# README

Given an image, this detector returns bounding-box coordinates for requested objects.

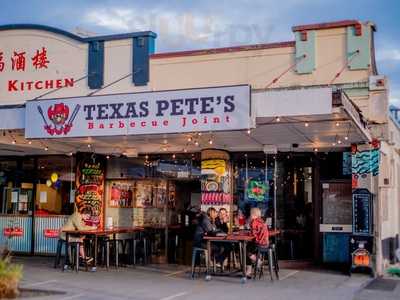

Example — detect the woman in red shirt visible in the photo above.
[246,207,269,276]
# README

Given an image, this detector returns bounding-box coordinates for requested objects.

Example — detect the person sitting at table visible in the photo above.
[215,208,229,233]
[246,207,270,277]
[59,209,97,263]
[193,207,218,248]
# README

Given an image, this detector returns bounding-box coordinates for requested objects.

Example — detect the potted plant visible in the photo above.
[0,249,23,299]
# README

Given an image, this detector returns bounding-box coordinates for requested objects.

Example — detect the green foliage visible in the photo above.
[387,267,400,277]
[0,252,23,299]
[0,256,23,281]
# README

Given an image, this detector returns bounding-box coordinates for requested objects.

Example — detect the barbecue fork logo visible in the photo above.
[37,103,81,135]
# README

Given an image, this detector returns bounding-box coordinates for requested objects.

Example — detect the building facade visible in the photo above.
[0,20,398,275]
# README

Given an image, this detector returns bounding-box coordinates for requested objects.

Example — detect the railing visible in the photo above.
[0,215,32,253]
[34,215,69,254]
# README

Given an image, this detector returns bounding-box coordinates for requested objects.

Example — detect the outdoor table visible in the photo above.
[203,229,280,283]
[203,234,254,282]
[62,226,145,272]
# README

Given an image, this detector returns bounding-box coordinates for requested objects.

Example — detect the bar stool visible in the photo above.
[99,236,123,269]
[61,241,87,272]
[54,239,66,268]
[191,247,211,280]
[253,244,279,281]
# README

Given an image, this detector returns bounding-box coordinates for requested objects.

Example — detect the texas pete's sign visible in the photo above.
[25,85,251,138]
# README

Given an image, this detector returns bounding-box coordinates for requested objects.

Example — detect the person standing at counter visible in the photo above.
[59,209,97,262]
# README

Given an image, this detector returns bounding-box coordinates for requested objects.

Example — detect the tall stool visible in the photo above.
[66,241,87,272]
[191,247,210,280]
[253,244,279,281]
[54,239,66,268]
[99,236,123,269]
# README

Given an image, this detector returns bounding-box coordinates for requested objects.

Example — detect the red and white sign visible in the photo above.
[3,227,23,237]
[43,229,60,238]
[0,46,76,93]
[25,85,251,138]
[0,29,87,105]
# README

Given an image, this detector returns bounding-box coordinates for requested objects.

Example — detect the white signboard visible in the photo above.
[25,85,251,138]
[0,29,88,105]
[253,87,332,117]
[11,191,19,203]
[40,191,47,203]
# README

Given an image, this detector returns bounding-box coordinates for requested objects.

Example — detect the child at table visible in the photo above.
[246,207,269,277]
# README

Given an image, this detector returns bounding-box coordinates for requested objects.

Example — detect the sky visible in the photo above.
[1,0,399,105]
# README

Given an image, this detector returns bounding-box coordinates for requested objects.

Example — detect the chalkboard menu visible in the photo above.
[75,152,106,227]
[352,189,373,235]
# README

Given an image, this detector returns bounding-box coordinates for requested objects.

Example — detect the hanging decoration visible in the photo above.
[50,172,59,183]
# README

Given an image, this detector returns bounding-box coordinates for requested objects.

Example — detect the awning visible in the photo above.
[0,87,371,156]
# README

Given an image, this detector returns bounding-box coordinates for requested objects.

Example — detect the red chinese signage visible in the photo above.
[1,46,75,93]
[43,229,60,238]
[1,47,49,72]
[3,227,23,237]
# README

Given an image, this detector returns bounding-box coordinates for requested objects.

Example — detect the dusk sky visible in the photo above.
[1,0,399,105]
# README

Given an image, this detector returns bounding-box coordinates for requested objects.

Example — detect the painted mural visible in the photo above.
[351,141,380,189]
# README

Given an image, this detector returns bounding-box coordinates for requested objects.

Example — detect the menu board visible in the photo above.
[109,181,134,208]
[75,152,106,227]
[352,189,373,235]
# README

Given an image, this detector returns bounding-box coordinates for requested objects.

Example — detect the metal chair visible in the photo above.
[253,244,279,281]
[191,247,210,279]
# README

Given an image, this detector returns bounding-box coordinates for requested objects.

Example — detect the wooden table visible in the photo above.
[62,226,145,271]
[203,229,280,282]
[203,234,254,282]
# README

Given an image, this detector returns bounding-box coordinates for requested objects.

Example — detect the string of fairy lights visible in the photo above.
[2,116,353,160]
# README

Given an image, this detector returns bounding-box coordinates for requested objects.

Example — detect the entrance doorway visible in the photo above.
[275,153,315,260]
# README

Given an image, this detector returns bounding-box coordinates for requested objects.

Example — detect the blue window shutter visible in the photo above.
[88,41,104,89]
[132,36,155,86]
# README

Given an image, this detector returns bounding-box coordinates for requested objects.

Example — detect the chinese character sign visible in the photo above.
[32,47,50,69]
[0,47,52,72]
[0,52,4,72]
[11,51,26,71]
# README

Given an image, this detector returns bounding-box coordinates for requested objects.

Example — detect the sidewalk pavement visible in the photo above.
[354,277,400,300]
[15,257,375,300]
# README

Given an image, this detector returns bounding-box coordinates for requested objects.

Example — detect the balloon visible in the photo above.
[46,179,52,187]
[54,180,62,189]
[51,173,58,183]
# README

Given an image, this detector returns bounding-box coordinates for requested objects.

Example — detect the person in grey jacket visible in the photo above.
[193,207,218,248]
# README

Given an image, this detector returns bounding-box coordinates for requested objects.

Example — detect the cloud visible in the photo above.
[84,5,282,51]
[376,48,400,62]
[391,98,400,106]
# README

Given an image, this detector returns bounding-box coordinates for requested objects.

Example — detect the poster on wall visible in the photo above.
[201,158,231,205]
[154,180,167,208]
[200,150,232,209]
[135,180,153,208]
[75,152,106,227]
[109,181,134,208]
